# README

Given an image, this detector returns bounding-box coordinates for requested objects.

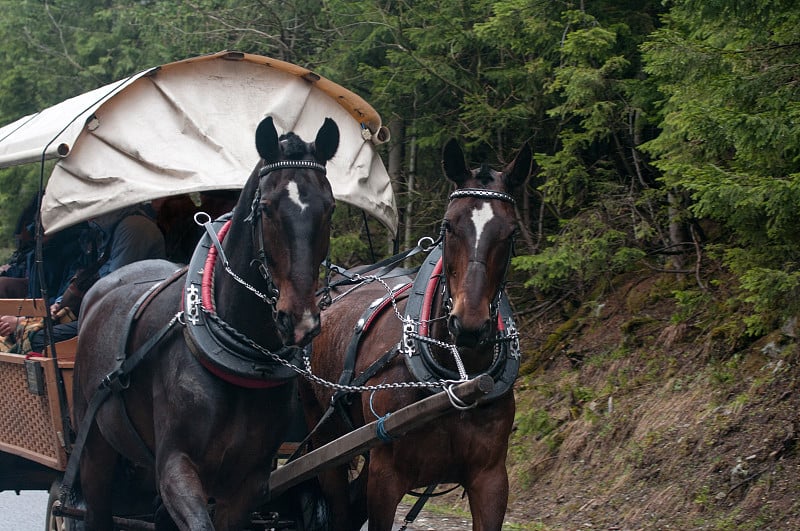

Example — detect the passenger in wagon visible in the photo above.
[0,195,87,347]
[152,190,239,264]
[5,204,166,353]
[0,193,99,302]
[0,193,41,298]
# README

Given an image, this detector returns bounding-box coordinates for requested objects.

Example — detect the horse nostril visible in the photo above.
[448,315,462,339]
[479,319,492,341]
[275,311,294,340]
[449,315,493,348]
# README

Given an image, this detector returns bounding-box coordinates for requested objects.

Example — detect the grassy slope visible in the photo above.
[434,270,799,529]
[508,270,800,530]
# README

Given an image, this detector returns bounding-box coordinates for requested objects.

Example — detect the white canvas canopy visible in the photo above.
[0,50,398,234]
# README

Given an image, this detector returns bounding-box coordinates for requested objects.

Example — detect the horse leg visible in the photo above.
[79,424,119,531]
[464,465,509,531]
[208,477,268,531]
[365,453,408,531]
[157,453,214,531]
[316,464,363,531]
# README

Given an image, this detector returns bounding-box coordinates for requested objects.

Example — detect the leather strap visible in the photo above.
[60,312,180,505]
[60,273,184,505]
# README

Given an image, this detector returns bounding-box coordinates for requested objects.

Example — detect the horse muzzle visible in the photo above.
[447,314,492,348]
[275,309,321,346]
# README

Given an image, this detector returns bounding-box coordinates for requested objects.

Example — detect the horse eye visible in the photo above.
[260,202,274,218]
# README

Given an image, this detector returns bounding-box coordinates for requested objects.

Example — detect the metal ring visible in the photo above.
[444,384,478,410]
[194,211,212,226]
[417,236,435,251]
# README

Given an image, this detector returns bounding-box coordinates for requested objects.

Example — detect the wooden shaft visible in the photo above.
[269,374,494,496]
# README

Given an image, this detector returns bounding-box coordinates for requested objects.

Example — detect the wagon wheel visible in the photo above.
[46,479,84,531]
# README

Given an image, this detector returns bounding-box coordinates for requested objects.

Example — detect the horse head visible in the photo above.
[222,116,338,348]
[440,139,532,348]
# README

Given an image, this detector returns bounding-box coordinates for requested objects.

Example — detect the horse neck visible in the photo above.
[211,219,281,350]
[426,279,496,374]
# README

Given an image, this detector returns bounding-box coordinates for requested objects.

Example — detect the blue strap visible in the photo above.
[370,390,396,443]
[376,413,395,443]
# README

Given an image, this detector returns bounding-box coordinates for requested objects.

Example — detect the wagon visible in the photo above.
[0,51,495,530]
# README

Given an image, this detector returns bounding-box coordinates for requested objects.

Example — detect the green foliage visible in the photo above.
[641,0,800,331]
[513,213,646,295]
[1,0,799,336]
[671,288,712,324]
[516,409,557,439]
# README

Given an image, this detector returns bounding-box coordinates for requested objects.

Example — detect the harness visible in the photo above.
[183,213,302,387]
[61,268,186,502]
[402,244,519,402]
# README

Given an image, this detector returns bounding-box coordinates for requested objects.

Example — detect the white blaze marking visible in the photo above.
[286,181,308,212]
[471,202,494,252]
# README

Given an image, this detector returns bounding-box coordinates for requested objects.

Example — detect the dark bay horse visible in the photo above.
[72,116,339,530]
[300,139,531,530]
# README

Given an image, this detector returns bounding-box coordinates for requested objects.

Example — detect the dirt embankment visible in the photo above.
[424,272,799,530]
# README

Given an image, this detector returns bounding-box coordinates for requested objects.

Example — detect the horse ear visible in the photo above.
[314,118,340,163]
[442,138,469,186]
[503,142,533,191]
[255,116,280,163]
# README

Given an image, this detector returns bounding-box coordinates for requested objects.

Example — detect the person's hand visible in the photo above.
[0,315,21,336]
[50,302,61,316]
[0,264,10,274]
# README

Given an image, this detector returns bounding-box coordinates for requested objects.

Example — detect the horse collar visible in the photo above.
[403,244,520,402]
[183,214,300,387]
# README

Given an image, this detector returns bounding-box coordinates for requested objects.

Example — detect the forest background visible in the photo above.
[0,1,799,528]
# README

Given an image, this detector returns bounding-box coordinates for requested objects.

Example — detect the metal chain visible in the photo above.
[202,308,296,359]
[194,212,278,306]
[403,331,468,380]
[200,307,447,393]
[222,264,277,305]
[301,355,447,393]
[198,251,518,395]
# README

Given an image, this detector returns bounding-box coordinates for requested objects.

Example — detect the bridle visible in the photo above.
[240,159,329,314]
[439,187,518,329]
[182,158,331,385]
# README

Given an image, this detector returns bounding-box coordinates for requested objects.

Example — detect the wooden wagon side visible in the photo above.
[0,299,77,491]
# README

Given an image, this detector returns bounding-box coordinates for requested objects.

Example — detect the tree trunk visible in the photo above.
[387,117,406,253]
